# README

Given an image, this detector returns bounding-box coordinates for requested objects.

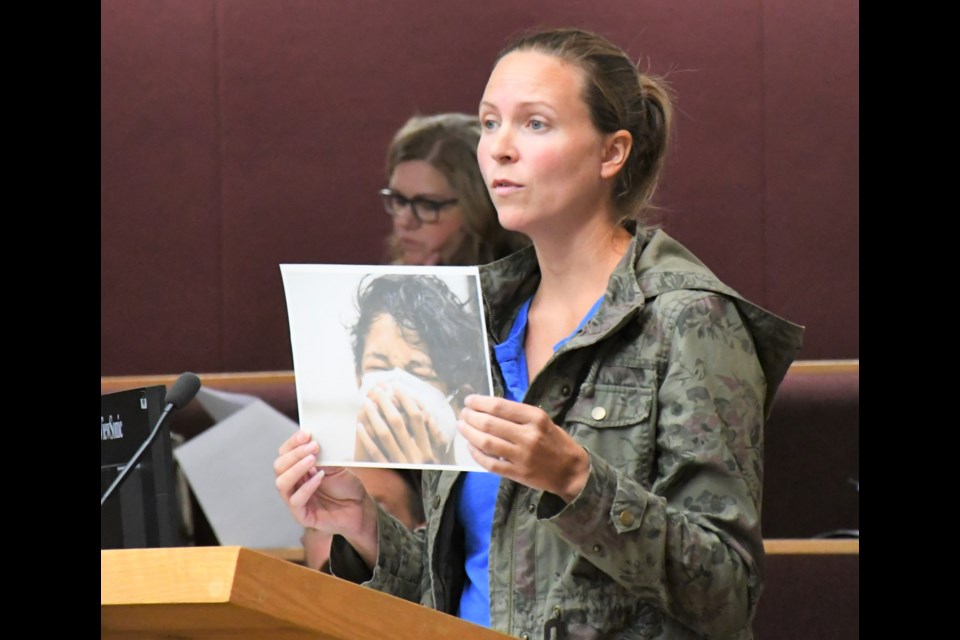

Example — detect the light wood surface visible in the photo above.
[103,543,857,638]
[101,546,511,640]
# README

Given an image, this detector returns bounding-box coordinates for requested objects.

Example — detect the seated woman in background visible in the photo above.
[381,113,528,266]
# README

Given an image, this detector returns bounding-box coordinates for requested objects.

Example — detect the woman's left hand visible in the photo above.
[457,394,590,502]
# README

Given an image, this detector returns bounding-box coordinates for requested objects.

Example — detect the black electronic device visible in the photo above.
[100,384,181,549]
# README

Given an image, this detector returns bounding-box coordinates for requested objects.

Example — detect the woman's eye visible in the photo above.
[481,118,498,130]
[529,119,546,131]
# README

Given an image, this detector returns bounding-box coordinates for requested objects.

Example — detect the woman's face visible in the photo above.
[389,160,466,266]
[359,313,447,395]
[478,50,612,237]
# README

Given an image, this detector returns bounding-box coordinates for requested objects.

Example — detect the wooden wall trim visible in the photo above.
[101,360,859,393]
[764,539,859,555]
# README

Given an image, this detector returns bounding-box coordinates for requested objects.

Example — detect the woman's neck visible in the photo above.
[521,215,632,380]
[531,215,632,305]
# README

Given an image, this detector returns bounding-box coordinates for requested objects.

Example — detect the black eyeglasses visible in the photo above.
[379,188,458,225]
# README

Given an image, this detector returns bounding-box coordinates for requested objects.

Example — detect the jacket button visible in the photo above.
[591,406,606,420]
[592,543,603,554]
[552,606,563,619]
[432,496,441,509]
[619,510,635,526]
[527,503,536,513]
[560,384,571,397]
[520,634,530,640]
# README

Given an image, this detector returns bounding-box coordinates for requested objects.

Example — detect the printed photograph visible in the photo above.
[281,264,492,471]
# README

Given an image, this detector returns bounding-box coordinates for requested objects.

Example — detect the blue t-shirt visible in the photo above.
[456,295,603,627]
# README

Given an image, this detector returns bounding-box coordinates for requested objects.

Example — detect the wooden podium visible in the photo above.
[101,546,511,639]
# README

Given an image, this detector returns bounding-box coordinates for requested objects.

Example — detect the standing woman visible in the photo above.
[382,113,528,266]
[276,28,802,639]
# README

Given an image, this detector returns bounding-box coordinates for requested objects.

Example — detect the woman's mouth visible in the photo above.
[491,179,523,196]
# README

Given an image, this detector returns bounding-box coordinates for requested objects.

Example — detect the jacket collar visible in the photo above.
[479,224,650,346]
[480,225,804,415]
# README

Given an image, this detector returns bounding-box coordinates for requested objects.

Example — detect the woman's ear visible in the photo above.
[600,130,632,180]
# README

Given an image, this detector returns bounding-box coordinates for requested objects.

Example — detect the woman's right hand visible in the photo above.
[274,431,378,560]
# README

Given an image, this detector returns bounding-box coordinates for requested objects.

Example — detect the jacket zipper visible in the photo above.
[507,493,518,634]
[481,289,500,346]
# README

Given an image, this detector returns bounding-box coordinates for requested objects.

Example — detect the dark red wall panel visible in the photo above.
[101,0,222,374]
[101,0,859,374]
[763,1,860,358]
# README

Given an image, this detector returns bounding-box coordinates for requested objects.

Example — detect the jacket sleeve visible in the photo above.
[539,292,766,637]
[328,505,426,602]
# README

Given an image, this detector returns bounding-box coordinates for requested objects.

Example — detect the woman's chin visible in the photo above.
[495,208,532,234]
[400,250,428,265]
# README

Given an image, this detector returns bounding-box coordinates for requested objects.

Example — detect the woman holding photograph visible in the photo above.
[276,27,802,639]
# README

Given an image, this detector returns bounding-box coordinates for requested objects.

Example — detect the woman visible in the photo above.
[382,113,528,266]
[276,28,802,639]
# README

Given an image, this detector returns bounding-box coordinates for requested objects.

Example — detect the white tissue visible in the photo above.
[358,368,458,442]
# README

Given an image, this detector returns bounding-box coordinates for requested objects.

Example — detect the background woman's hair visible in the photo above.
[498,28,673,223]
[385,113,528,265]
[350,274,487,393]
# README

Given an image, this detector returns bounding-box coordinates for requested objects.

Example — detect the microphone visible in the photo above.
[100,372,201,507]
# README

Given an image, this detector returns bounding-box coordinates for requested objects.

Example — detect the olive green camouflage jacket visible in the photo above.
[331,229,803,639]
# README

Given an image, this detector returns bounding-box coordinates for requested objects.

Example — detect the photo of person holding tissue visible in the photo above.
[350,273,490,466]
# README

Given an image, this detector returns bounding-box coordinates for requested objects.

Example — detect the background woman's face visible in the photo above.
[389,160,466,265]
[359,313,447,394]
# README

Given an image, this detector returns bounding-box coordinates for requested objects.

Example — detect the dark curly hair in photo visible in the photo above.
[350,274,488,397]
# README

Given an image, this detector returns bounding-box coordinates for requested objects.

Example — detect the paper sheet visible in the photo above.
[280,265,493,471]
[173,387,303,548]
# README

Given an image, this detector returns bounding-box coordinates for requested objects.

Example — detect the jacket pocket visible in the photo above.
[566,383,653,428]
[565,381,657,487]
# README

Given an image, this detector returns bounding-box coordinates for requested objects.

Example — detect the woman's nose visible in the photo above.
[393,203,420,230]
[487,128,517,163]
